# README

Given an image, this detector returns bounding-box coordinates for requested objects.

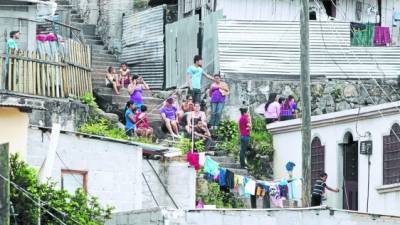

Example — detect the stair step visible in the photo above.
[226,168,248,176]
[210,156,237,164]
[71,18,84,23]
[219,162,242,169]
[86,39,104,45]
[84,35,102,41]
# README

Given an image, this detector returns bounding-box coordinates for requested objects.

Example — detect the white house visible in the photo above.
[267,101,400,216]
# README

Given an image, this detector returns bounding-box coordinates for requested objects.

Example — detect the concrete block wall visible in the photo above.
[106,207,400,225]
[27,128,143,212]
[142,160,196,209]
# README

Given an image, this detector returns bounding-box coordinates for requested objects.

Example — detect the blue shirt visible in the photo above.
[187,65,204,89]
[125,109,136,130]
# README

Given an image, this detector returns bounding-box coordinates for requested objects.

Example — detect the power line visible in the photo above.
[0,173,79,225]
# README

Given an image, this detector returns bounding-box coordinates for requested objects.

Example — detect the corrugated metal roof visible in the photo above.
[218,20,400,79]
[121,5,166,89]
[165,15,199,89]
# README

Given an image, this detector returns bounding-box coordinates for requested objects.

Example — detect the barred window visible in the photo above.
[383,123,400,185]
[311,137,325,185]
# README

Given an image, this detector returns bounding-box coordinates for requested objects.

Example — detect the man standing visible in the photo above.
[238,108,251,169]
[6,31,20,56]
[311,172,339,206]
[2,31,20,89]
[186,55,214,103]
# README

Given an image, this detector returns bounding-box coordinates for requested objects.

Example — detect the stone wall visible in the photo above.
[97,0,133,53]
[71,0,133,52]
[29,97,89,131]
[220,78,400,120]
[106,207,400,225]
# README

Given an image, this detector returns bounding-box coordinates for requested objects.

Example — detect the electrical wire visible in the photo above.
[146,159,179,209]
[0,173,81,225]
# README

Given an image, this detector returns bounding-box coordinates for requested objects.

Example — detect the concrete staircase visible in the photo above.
[209,155,248,176]
[68,9,120,88]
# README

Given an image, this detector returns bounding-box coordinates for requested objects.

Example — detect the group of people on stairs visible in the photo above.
[106,55,230,140]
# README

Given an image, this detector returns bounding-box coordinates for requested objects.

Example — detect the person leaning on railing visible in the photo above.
[2,31,20,89]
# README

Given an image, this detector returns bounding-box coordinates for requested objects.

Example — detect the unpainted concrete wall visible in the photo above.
[141,160,196,209]
[106,207,400,225]
[27,128,143,212]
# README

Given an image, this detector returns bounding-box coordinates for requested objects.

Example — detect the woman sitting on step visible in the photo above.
[160,97,180,138]
[135,105,153,138]
[186,103,208,135]
[105,66,121,95]
[128,75,150,111]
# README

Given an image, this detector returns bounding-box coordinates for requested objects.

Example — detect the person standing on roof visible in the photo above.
[186,55,215,104]
[311,172,339,206]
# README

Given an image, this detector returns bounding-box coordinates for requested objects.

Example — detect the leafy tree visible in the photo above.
[10,154,113,225]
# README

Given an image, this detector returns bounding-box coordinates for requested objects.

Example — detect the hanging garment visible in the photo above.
[235,175,244,186]
[256,183,266,197]
[187,151,200,170]
[245,179,256,196]
[288,179,302,200]
[219,168,227,187]
[269,185,283,208]
[225,169,235,189]
[374,26,391,46]
[199,152,206,166]
[351,23,375,46]
[204,156,219,176]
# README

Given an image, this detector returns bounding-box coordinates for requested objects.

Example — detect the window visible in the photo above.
[61,170,88,194]
[322,0,336,18]
[383,123,400,185]
[311,137,325,185]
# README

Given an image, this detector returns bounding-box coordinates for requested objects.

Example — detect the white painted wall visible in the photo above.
[106,207,400,225]
[27,128,143,212]
[271,111,400,216]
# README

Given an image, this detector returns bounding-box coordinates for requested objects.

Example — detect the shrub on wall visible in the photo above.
[9,154,113,225]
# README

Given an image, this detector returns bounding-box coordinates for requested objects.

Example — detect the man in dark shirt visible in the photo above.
[311,172,340,206]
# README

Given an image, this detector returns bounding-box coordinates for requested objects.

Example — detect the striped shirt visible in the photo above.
[312,179,326,196]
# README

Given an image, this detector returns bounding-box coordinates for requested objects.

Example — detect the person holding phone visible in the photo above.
[128,75,150,111]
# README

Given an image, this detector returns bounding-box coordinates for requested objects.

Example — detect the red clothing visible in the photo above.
[135,112,149,129]
[239,115,250,137]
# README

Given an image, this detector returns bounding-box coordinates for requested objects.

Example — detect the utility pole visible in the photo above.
[300,0,312,207]
[0,143,10,225]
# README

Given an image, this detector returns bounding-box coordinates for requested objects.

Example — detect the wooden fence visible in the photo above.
[0,39,92,98]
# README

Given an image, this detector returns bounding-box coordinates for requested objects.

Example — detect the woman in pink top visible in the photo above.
[264,93,280,124]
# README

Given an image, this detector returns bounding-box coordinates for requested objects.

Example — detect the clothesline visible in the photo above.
[188,153,303,208]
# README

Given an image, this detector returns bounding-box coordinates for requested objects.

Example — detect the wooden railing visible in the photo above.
[0,39,92,98]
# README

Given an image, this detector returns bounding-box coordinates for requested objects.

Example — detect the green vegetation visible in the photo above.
[78,117,153,144]
[198,182,246,208]
[175,138,205,155]
[214,117,274,179]
[80,92,98,109]
[10,154,112,225]
[331,86,342,99]
[133,0,149,9]
[214,120,240,155]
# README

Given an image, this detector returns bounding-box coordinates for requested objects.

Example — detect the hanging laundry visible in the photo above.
[218,168,227,187]
[225,169,235,189]
[187,151,200,170]
[245,179,256,196]
[374,26,391,46]
[351,23,375,46]
[235,175,244,186]
[204,156,219,176]
[199,152,206,166]
[269,185,283,208]
[288,179,302,200]
[256,183,266,197]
